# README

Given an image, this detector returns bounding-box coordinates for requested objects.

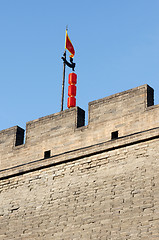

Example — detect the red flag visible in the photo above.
[65,30,75,58]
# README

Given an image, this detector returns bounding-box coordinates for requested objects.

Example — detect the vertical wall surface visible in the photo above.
[0,84,159,240]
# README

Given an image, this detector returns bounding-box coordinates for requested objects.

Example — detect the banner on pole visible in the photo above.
[65,30,75,58]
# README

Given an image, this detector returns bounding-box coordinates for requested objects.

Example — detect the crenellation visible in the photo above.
[88,84,154,124]
[1,84,159,239]
[0,126,18,149]
[1,84,159,172]
[25,107,84,144]
[15,126,25,146]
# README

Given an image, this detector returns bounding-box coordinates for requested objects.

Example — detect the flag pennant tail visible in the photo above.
[65,30,75,58]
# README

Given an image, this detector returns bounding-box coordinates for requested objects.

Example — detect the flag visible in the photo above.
[65,30,75,58]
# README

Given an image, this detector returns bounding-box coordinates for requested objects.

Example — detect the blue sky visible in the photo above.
[0,0,159,130]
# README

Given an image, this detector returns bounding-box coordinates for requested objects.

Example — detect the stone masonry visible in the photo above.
[0,84,159,239]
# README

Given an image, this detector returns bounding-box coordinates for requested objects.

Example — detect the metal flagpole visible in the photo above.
[61,50,66,111]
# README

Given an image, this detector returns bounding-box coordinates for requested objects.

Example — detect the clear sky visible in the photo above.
[0,0,159,130]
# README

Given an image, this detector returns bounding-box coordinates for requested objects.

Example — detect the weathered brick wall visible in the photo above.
[0,135,159,239]
[0,84,159,239]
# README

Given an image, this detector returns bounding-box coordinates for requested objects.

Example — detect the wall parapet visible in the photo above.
[0,84,159,171]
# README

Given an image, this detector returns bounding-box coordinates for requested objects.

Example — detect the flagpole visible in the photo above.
[61,50,66,111]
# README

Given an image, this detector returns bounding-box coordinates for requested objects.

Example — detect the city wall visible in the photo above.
[0,84,159,239]
[0,84,158,172]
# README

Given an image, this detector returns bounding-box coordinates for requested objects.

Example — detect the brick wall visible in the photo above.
[0,84,159,239]
[1,135,159,239]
